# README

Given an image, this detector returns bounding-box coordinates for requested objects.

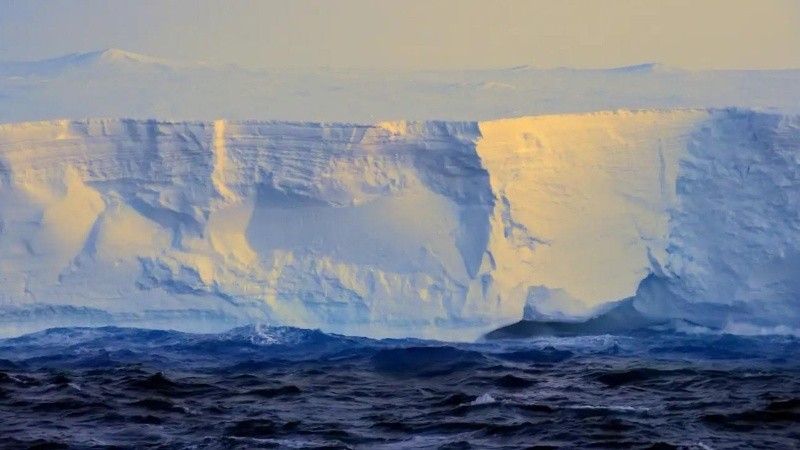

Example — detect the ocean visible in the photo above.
[0,326,798,449]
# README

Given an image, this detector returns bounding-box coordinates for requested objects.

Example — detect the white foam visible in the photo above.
[470,393,497,405]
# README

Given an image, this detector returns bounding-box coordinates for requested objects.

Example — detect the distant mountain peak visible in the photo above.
[500,62,681,74]
[0,48,187,76]
[607,62,679,73]
[87,48,171,65]
[64,48,177,68]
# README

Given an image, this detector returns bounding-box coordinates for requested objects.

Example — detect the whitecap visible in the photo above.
[471,393,497,405]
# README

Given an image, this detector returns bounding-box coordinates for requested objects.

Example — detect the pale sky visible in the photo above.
[1,0,799,70]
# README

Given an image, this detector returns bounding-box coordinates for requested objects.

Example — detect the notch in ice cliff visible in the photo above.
[0,109,798,340]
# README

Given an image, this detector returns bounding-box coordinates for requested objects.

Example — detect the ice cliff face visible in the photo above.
[0,109,798,339]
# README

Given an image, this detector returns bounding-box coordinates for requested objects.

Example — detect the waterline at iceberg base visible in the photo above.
[0,109,799,340]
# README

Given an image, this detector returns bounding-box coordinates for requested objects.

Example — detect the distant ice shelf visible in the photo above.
[0,109,798,340]
[2,48,800,124]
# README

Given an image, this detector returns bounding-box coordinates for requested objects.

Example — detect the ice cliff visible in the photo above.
[0,109,798,339]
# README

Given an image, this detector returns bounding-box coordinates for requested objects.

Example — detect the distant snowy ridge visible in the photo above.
[2,49,800,124]
[0,48,195,76]
[0,109,798,340]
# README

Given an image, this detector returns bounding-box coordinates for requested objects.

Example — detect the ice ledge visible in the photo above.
[0,107,720,129]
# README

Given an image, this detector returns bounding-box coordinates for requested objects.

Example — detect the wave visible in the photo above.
[0,324,797,373]
[1,325,798,448]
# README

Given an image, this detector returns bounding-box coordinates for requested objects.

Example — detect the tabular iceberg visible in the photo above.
[0,109,797,340]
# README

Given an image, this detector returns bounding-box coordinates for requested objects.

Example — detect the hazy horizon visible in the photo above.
[2,0,799,71]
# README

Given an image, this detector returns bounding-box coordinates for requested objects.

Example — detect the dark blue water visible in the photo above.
[0,326,798,449]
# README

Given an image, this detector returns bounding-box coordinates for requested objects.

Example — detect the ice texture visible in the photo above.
[0,109,797,340]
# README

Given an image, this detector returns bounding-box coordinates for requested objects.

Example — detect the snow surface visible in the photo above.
[1,49,800,124]
[0,110,798,340]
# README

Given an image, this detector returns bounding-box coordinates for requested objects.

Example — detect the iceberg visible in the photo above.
[0,109,798,340]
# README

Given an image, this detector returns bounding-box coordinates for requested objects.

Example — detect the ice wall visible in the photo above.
[0,110,797,339]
